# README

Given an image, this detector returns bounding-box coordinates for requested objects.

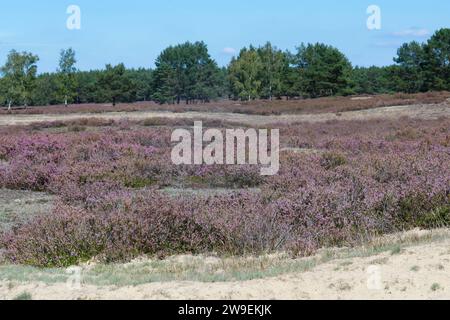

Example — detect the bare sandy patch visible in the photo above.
[1,229,449,300]
[351,97,373,101]
[0,189,55,232]
[159,188,262,198]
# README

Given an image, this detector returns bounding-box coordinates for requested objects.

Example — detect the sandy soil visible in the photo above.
[0,189,54,231]
[0,103,449,126]
[1,232,449,300]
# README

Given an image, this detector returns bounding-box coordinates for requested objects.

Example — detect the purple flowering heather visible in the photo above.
[0,117,449,267]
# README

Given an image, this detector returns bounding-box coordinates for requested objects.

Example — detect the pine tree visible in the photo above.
[423,28,450,91]
[98,63,132,106]
[293,43,352,98]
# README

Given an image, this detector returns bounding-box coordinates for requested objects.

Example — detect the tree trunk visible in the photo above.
[112,97,116,107]
[8,100,12,112]
[65,96,68,107]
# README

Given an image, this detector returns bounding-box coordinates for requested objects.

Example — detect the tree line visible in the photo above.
[1,28,450,108]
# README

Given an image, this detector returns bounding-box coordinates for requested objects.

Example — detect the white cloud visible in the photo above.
[391,28,430,37]
[222,47,237,55]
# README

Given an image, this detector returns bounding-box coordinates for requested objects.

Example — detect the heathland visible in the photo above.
[0,92,448,299]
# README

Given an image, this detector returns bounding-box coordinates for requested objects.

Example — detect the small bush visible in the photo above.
[431,283,442,291]
[1,194,224,267]
[68,125,86,132]
[13,292,32,300]
[418,205,450,229]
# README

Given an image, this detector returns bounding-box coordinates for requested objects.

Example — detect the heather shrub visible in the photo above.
[68,125,87,132]
[222,166,264,188]
[1,92,449,116]
[1,193,221,267]
[191,193,291,255]
[1,185,449,267]
[141,117,170,127]
[393,194,450,229]
[5,176,447,268]
[320,152,347,170]
[417,205,450,228]
[1,205,106,266]
[1,191,298,267]
[0,116,449,267]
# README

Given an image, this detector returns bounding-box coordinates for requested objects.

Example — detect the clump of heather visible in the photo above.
[1,193,214,267]
[1,191,289,267]
[0,127,264,199]
[0,116,449,267]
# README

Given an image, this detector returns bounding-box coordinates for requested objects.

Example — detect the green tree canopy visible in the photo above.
[352,66,391,94]
[228,47,263,101]
[293,43,353,98]
[393,41,425,92]
[98,63,133,106]
[423,28,450,90]
[57,48,78,106]
[152,41,221,104]
[0,50,39,109]
[128,68,153,102]
[257,42,289,100]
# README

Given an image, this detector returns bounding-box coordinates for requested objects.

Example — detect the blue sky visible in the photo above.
[0,0,448,73]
